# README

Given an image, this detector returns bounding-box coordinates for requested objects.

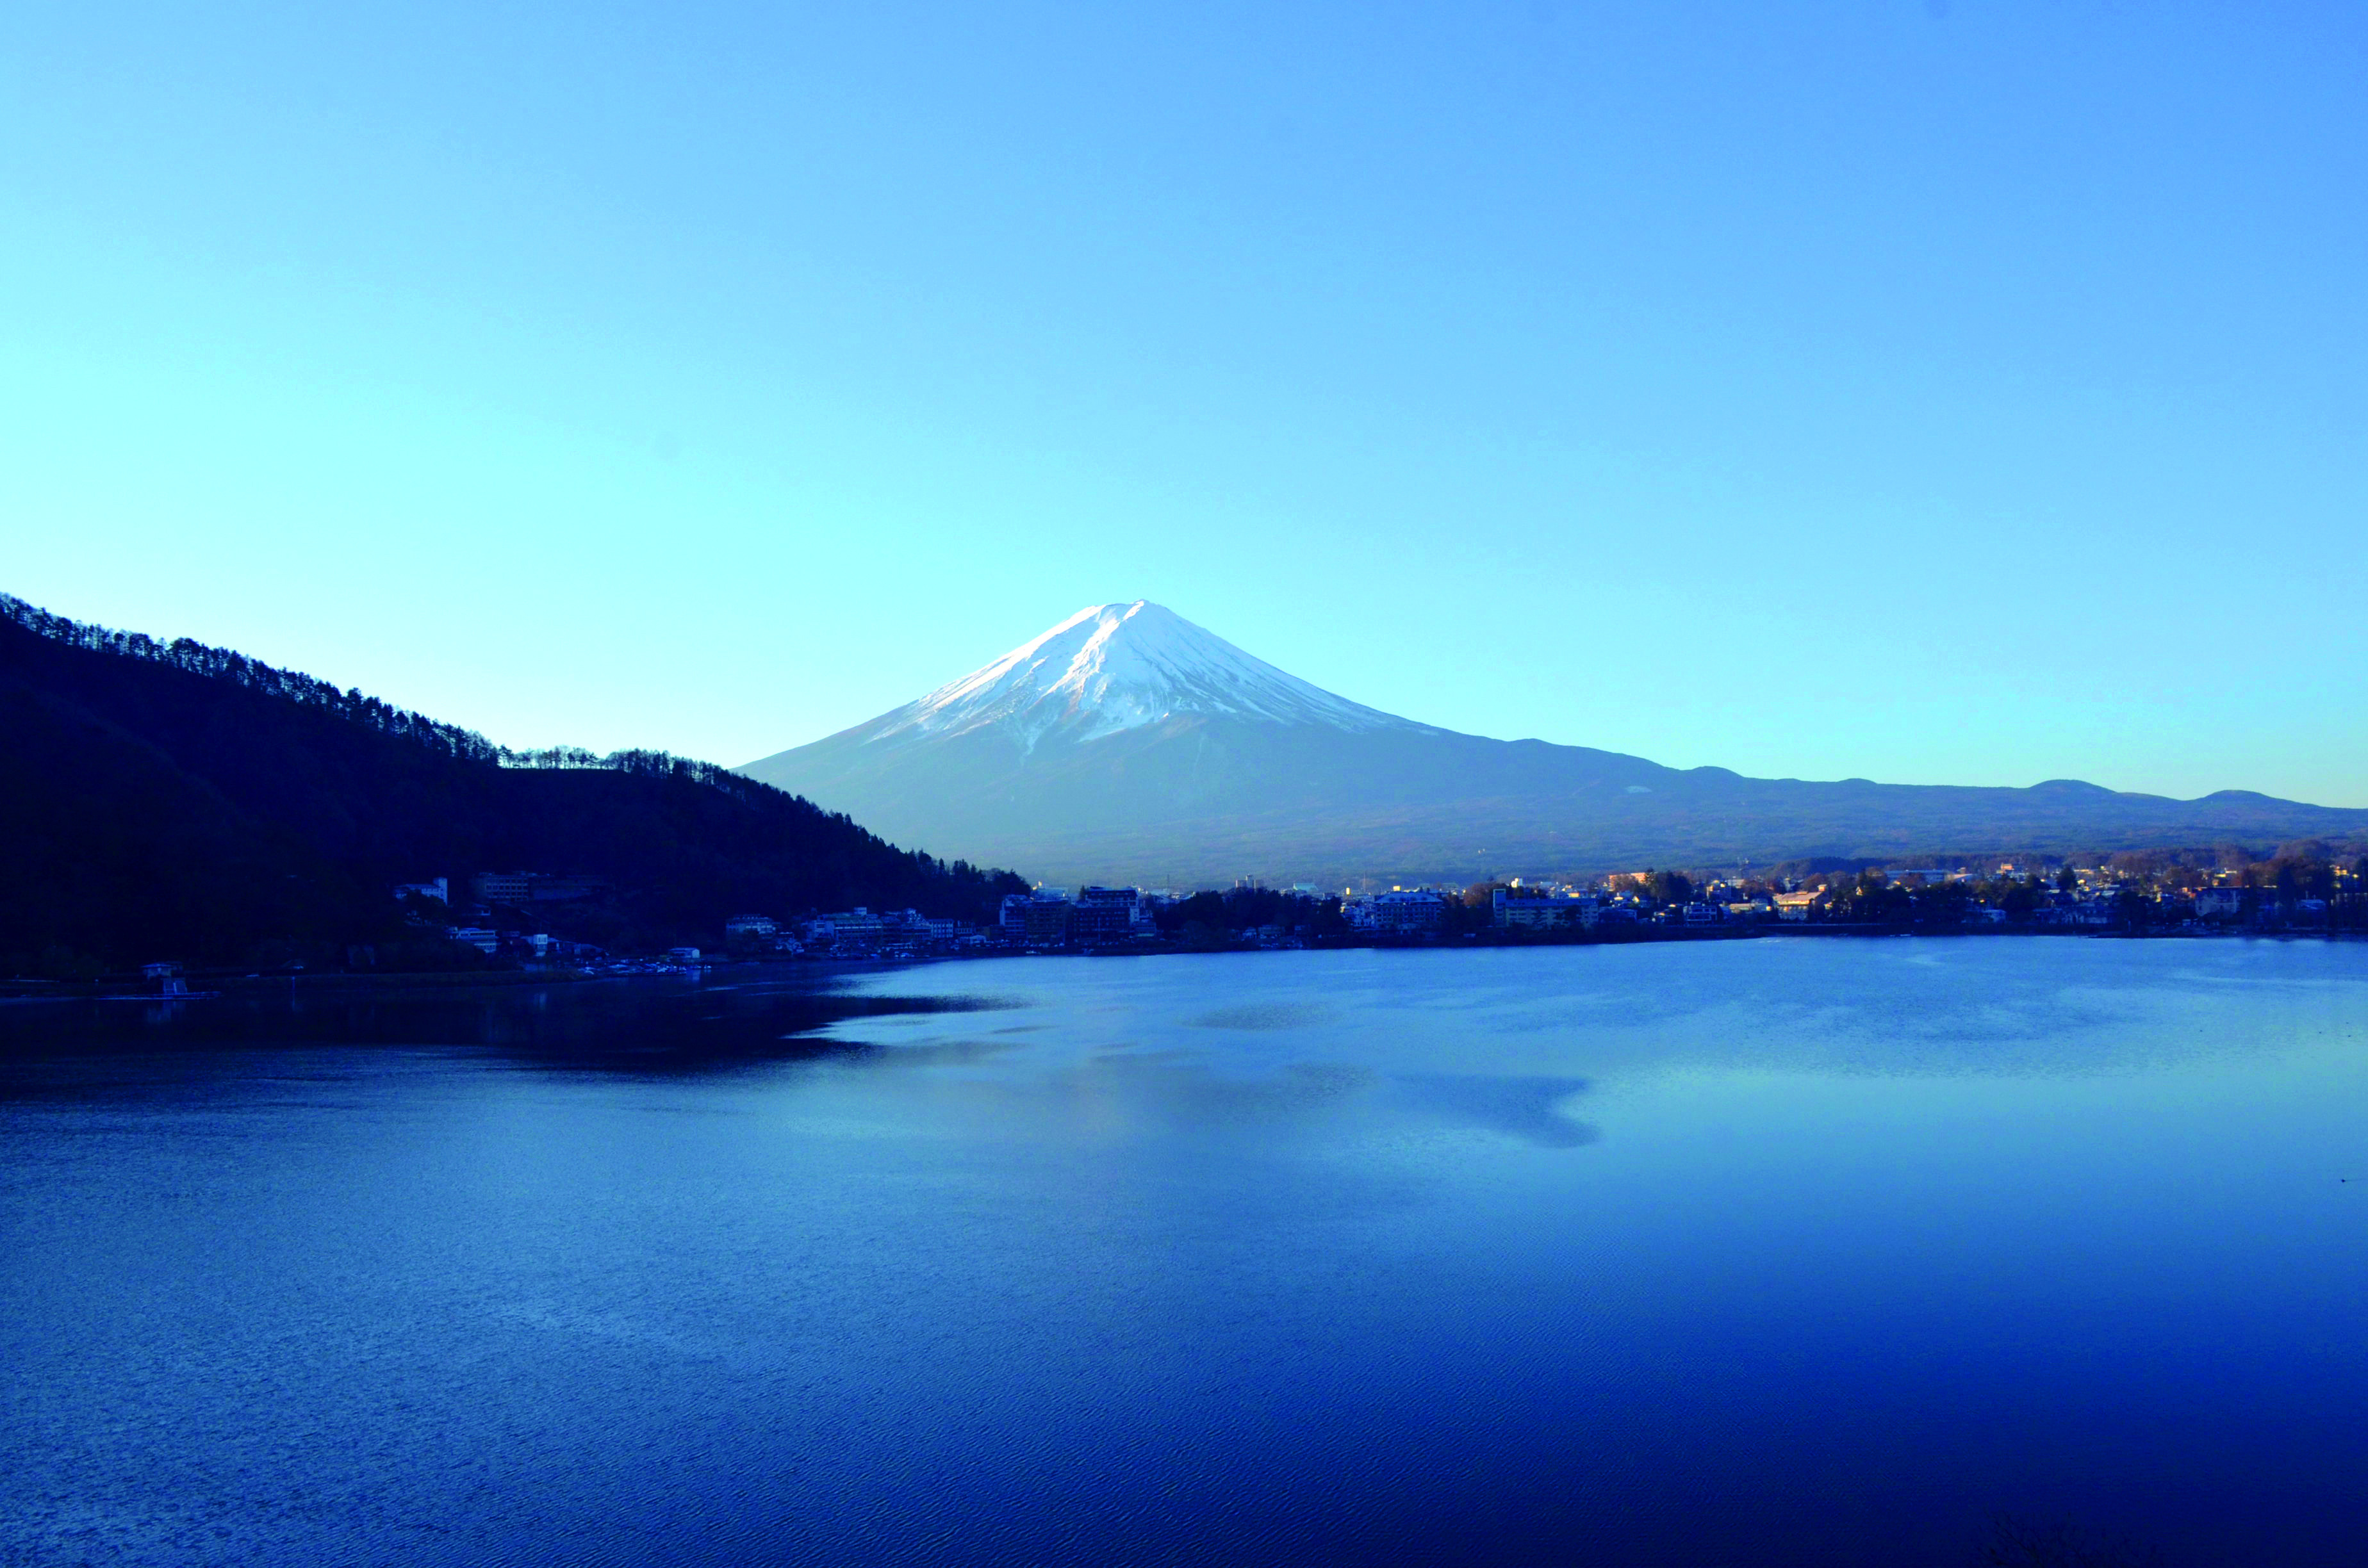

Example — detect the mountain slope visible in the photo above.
[876,601,1432,746]
[0,596,1024,967]
[741,601,2368,885]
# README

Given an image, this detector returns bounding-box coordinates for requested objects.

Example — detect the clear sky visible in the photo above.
[5,2,2363,804]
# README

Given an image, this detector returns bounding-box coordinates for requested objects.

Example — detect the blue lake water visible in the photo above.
[4,938,2365,1566]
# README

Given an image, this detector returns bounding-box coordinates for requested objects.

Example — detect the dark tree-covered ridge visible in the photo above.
[1,592,506,763]
[1,594,1028,969]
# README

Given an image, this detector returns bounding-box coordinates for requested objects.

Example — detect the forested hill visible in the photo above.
[1,595,1026,970]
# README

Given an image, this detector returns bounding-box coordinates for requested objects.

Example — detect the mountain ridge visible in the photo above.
[0,594,1025,967]
[742,601,2368,885]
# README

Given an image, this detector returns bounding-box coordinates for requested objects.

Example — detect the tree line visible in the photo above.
[1,594,1026,977]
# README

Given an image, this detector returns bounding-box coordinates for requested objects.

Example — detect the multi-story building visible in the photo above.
[471,872,610,906]
[826,908,888,944]
[999,891,1074,945]
[527,876,611,903]
[1023,899,1072,945]
[1491,887,1593,930]
[472,872,534,906]
[1364,889,1449,933]
[998,893,1033,942]
[1070,886,1145,942]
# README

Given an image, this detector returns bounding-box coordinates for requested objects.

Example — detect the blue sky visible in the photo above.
[5,1,2363,804]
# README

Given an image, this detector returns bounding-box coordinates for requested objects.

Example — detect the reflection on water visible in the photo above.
[1389,1072,1599,1147]
[0,968,1012,1087]
[1188,1000,1337,1031]
[3,939,2367,1567]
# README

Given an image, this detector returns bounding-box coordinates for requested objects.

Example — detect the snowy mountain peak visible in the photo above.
[873,601,1428,748]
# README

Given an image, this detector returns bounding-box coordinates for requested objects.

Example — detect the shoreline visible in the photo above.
[6,924,2362,1002]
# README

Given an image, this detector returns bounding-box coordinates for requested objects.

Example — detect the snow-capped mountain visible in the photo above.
[872,601,1432,749]
[740,603,2368,886]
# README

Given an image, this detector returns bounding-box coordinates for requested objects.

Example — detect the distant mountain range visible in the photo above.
[741,601,2368,886]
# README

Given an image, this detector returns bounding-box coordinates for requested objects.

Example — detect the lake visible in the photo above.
[4,938,2365,1565]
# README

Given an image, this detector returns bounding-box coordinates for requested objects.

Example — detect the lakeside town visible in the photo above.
[22,847,2357,999]
[406,844,2367,970]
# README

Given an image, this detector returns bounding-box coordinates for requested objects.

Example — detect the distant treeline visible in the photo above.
[1,594,1027,975]
[0,595,825,795]
[1,592,504,764]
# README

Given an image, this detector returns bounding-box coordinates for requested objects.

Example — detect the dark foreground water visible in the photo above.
[4,940,2365,1567]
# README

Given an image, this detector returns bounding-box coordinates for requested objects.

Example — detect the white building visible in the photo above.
[2195,888,2246,919]
[1351,889,1449,933]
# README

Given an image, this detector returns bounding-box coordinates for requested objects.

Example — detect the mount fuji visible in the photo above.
[740,601,2368,886]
